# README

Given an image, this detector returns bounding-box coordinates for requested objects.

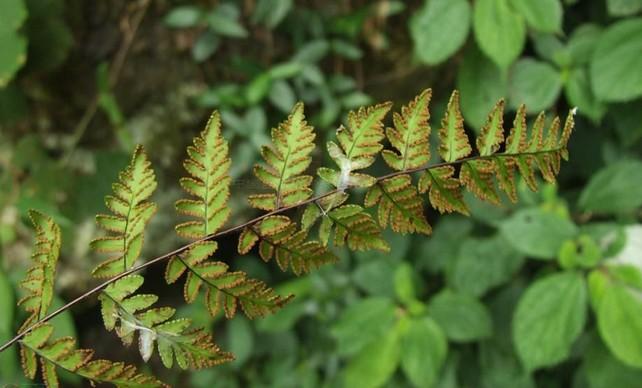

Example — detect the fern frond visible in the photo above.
[439,90,472,163]
[238,216,338,275]
[175,111,231,238]
[91,145,157,278]
[302,204,389,252]
[18,211,61,331]
[418,166,470,215]
[19,323,165,388]
[170,114,295,315]
[382,88,432,171]
[248,103,316,210]
[365,175,431,234]
[99,275,233,368]
[319,102,392,191]
[165,241,294,318]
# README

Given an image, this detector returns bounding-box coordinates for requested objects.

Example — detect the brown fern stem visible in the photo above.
[0,148,562,353]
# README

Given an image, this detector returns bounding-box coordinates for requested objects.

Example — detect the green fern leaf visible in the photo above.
[18,211,61,331]
[365,175,431,234]
[476,99,505,156]
[91,145,157,278]
[382,89,432,170]
[320,102,392,190]
[439,90,472,163]
[248,103,315,210]
[321,204,390,251]
[175,111,231,238]
[20,323,165,387]
[171,116,294,315]
[99,275,234,368]
[238,216,337,275]
[418,166,469,215]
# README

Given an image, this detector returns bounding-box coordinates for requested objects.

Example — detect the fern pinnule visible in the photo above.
[99,274,233,368]
[248,102,315,211]
[20,323,166,387]
[439,90,472,163]
[171,113,294,315]
[18,211,61,331]
[91,145,157,278]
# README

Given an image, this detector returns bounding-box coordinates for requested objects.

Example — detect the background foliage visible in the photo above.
[1,0,642,387]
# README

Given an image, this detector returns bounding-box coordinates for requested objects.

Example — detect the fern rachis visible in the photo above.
[1,88,575,387]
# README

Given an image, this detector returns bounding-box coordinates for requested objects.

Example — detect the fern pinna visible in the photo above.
[2,89,575,387]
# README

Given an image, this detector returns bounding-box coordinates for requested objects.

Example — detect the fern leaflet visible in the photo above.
[91,145,157,278]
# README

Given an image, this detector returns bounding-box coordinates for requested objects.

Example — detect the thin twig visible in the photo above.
[0,148,563,353]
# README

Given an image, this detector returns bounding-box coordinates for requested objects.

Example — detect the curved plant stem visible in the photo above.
[0,148,560,353]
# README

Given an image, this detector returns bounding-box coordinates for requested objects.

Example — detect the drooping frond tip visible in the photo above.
[18,211,61,331]
[91,145,157,278]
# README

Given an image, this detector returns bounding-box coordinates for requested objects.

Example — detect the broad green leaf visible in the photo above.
[343,321,402,388]
[611,100,642,146]
[567,24,602,66]
[579,160,642,214]
[473,0,526,69]
[400,318,448,388]
[428,289,492,342]
[394,263,417,306]
[564,67,606,123]
[595,274,642,368]
[512,271,587,371]
[268,80,296,113]
[192,31,219,62]
[510,0,562,33]
[479,340,535,388]
[450,236,524,297]
[500,208,578,259]
[331,297,397,356]
[583,335,642,388]
[252,0,293,28]
[509,58,562,113]
[590,18,642,102]
[410,0,471,65]
[457,43,507,129]
[206,9,248,37]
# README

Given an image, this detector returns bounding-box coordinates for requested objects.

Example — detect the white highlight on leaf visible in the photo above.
[571,107,578,116]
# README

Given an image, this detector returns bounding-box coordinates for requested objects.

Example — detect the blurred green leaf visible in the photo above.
[513,271,587,371]
[564,67,606,123]
[611,100,642,146]
[473,0,526,69]
[0,268,19,381]
[207,8,248,37]
[500,207,578,259]
[567,24,602,66]
[558,234,601,270]
[192,31,219,62]
[510,0,562,33]
[479,340,535,388]
[164,5,203,28]
[590,18,642,102]
[410,0,471,65]
[457,43,507,129]
[252,0,292,28]
[509,58,562,113]
[583,335,642,388]
[343,319,402,388]
[450,235,524,297]
[245,73,273,104]
[269,61,302,79]
[332,297,397,356]
[331,39,363,60]
[401,317,448,388]
[579,160,642,214]
[226,317,254,367]
[353,258,396,297]
[268,80,297,113]
[593,270,642,368]
[293,40,330,63]
[607,0,642,16]
[428,289,493,342]
[394,263,417,306]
